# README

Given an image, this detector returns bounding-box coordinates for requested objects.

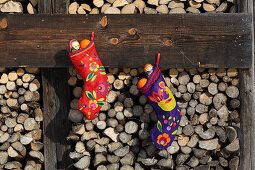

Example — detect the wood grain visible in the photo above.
[38,0,52,14]
[42,68,73,170]
[239,0,255,170]
[52,0,69,14]
[0,13,252,68]
[39,1,75,169]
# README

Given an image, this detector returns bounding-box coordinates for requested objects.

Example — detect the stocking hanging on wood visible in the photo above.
[138,53,182,149]
[68,32,110,120]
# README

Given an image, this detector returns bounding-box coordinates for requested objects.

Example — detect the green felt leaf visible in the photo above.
[157,121,162,132]
[94,53,97,56]
[86,53,89,56]
[93,90,97,99]
[85,91,94,100]
[172,130,178,135]
[100,72,106,75]
[86,72,94,81]
[78,65,83,67]
[91,75,97,81]
[98,102,105,106]
[97,98,104,102]
[99,66,105,70]
[81,60,84,64]
[106,93,108,99]
[79,103,83,106]
[79,108,83,111]
[91,75,97,82]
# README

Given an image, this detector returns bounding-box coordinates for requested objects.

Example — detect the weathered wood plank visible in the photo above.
[239,0,255,170]
[239,70,254,170]
[0,13,252,68]
[39,1,75,169]
[38,0,52,14]
[42,68,73,170]
[52,0,69,14]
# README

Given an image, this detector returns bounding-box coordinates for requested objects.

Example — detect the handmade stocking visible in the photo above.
[69,32,110,120]
[138,53,182,149]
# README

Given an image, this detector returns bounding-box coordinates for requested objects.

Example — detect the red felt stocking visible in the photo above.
[68,32,110,120]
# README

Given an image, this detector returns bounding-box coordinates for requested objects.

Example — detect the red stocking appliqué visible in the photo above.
[68,32,110,120]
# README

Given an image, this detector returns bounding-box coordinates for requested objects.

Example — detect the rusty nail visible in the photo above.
[128,28,137,35]
[110,38,118,45]
[100,16,108,27]
[0,18,8,29]
[164,40,173,46]
[198,62,201,68]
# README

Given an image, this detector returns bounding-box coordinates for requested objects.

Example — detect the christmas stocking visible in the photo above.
[69,32,110,120]
[138,53,182,149]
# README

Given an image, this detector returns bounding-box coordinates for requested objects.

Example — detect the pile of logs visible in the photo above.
[0,0,37,14]
[68,0,237,14]
[0,67,43,169]
[67,67,240,170]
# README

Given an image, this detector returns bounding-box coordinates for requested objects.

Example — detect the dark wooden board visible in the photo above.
[38,0,52,14]
[39,1,75,169]
[239,70,254,170]
[52,0,69,14]
[239,0,255,170]
[42,68,74,170]
[0,13,252,68]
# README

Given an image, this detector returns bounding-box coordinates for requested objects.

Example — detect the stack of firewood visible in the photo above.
[68,0,237,14]
[67,67,240,170]
[0,68,43,169]
[0,0,37,14]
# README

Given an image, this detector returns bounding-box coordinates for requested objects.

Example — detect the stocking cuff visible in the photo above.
[69,41,94,59]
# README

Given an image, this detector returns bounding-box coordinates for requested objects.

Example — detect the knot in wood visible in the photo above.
[100,16,108,27]
[164,40,173,46]
[0,18,8,29]
[128,28,137,35]
[110,38,119,45]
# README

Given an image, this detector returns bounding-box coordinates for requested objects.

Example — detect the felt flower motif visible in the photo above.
[157,133,171,146]
[95,56,99,61]
[167,126,171,131]
[148,91,162,103]
[89,56,92,61]
[159,81,166,90]
[89,62,99,72]
[97,82,108,95]
[89,100,98,110]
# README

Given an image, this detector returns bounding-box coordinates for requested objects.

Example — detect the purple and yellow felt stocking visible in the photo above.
[68,32,110,120]
[138,53,182,149]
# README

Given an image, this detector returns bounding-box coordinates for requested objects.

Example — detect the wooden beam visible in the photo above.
[42,68,73,170]
[52,0,69,14]
[239,0,255,170]
[38,0,52,14]
[0,13,252,68]
[39,1,75,169]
